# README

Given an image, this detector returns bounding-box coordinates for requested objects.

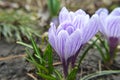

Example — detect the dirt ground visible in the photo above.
[0,40,35,80]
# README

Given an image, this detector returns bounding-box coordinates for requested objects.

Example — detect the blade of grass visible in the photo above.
[78,38,98,68]
[66,67,78,80]
[93,41,106,61]
[54,70,62,80]
[95,35,110,62]
[30,36,43,64]
[17,41,33,49]
[81,70,120,80]
[44,44,54,74]
[37,72,56,80]
[26,48,48,73]
[96,35,109,54]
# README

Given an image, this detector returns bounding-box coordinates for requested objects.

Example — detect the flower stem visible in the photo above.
[62,58,68,78]
[70,46,82,68]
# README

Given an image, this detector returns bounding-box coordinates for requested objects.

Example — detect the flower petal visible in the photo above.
[106,16,120,37]
[75,9,86,15]
[48,23,57,50]
[96,8,108,16]
[82,14,98,44]
[68,11,75,22]
[56,30,69,59]
[64,29,82,60]
[59,7,69,23]
[95,8,109,35]
[73,15,89,29]
[56,22,73,34]
[110,7,120,16]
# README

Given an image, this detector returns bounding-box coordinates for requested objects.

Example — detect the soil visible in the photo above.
[0,40,35,80]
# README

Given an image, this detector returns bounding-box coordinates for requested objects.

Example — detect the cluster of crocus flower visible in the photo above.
[95,8,120,64]
[48,7,98,77]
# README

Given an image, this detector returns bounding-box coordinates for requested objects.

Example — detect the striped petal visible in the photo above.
[81,14,98,44]
[110,7,120,16]
[106,16,120,37]
[48,23,57,50]
[68,11,75,22]
[57,22,73,34]
[73,15,89,29]
[56,30,69,59]
[75,9,86,15]
[59,7,69,23]
[95,8,108,34]
[96,8,108,17]
[64,29,82,60]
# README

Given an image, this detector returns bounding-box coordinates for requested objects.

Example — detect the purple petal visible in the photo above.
[73,15,89,29]
[96,8,108,22]
[110,7,120,16]
[56,22,73,34]
[82,14,98,44]
[65,26,74,35]
[96,8,108,16]
[59,7,69,23]
[48,23,57,49]
[68,11,75,22]
[106,16,120,37]
[75,9,86,15]
[56,30,69,59]
[64,29,82,60]
[95,8,109,34]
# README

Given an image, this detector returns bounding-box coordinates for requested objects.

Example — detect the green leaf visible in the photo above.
[66,67,78,80]
[17,41,33,49]
[47,0,60,16]
[37,72,56,80]
[54,70,63,80]
[78,38,98,68]
[81,70,120,80]
[95,35,110,62]
[26,48,48,73]
[93,41,106,61]
[44,44,54,74]
[30,36,43,64]
[96,35,109,53]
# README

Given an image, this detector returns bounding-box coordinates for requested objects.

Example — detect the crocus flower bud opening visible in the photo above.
[49,7,98,77]
[96,7,120,64]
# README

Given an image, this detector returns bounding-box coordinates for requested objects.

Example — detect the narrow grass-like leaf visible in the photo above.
[66,67,78,80]
[37,72,56,80]
[54,70,63,80]
[95,35,110,62]
[17,41,33,49]
[47,0,60,16]
[26,48,48,73]
[78,38,98,68]
[26,48,36,63]
[30,36,43,64]
[93,41,106,61]
[26,48,41,72]
[44,44,54,74]
[96,35,109,53]
[81,70,120,80]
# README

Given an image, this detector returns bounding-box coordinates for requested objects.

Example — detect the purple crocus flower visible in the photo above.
[48,7,98,77]
[96,7,120,63]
